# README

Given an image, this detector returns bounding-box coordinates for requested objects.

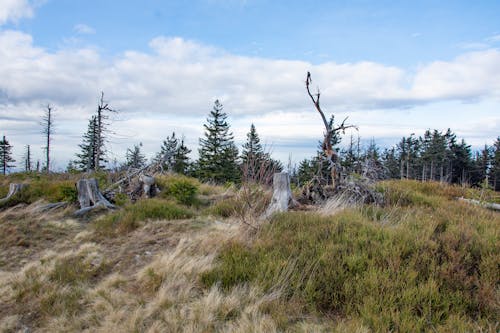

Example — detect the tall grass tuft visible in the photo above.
[203,182,500,331]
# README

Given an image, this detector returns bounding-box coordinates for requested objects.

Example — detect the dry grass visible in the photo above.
[0,216,288,332]
[1,178,498,332]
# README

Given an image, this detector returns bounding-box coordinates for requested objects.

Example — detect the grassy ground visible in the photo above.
[0,176,498,332]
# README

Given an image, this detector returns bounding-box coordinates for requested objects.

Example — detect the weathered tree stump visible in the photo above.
[0,183,27,205]
[264,172,295,218]
[140,174,157,198]
[75,178,115,216]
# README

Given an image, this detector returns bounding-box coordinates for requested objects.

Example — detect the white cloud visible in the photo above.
[0,0,34,25]
[1,32,499,167]
[486,34,500,43]
[74,23,96,35]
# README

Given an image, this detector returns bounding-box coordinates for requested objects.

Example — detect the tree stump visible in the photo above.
[140,174,157,198]
[75,178,115,216]
[0,183,27,205]
[264,172,294,218]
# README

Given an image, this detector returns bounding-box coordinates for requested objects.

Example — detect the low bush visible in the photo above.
[94,198,194,236]
[203,182,500,331]
[156,174,200,205]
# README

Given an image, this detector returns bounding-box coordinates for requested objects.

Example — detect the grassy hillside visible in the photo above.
[0,175,498,332]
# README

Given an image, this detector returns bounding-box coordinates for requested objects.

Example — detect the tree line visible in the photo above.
[64,98,281,184]
[1,96,499,191]
[294,127,500,191]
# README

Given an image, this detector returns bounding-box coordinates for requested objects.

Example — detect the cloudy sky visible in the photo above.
[1,0,499,170]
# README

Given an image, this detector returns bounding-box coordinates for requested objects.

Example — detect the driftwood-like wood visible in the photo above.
[458,197,500,211]
[0,183,27,204]
[306,72,357,189]
[264,173,295,218]
[75,178,115,216]
[140,174,156,198]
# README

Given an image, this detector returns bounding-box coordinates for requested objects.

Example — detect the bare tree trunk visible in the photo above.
[264,172,294,218]
[42,104,54,173]
[75,178,115,216]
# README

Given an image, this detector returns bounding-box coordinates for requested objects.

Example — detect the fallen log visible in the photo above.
[0,183,27,205]
[75,178,115,216]
[458,197,500,211]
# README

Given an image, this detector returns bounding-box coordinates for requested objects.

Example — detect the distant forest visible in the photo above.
[1,98,499,191]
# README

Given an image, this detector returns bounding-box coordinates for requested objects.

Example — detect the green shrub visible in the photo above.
[202,195,499,331]
[156,174,200,205]
[94,198,194,236]
[168,179,198,205]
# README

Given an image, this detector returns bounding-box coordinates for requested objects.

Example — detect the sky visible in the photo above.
[0,0,499,170]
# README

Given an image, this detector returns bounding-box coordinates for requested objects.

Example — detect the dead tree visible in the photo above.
[305,72,357,189]
[0,183,27,205]
[264,172,296,218]
[95,92,117,171]
[41,104,54,173]
[75,178,115,216]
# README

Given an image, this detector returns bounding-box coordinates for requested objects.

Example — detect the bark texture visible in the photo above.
[75,178,115,216]
[264,172,294,218]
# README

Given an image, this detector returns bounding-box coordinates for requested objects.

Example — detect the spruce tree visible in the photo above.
[197,100,240,183]
[241,123,264,181]
[75,116,99,171]
[0,135,15,175]
[173,137,191,174]
[156,132,179,171]
[492,137,500,190]
[156,132,191,174]
[126,143,147,169]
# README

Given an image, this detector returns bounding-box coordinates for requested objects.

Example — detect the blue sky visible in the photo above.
[0,0,499,169]
[11,0,499,65]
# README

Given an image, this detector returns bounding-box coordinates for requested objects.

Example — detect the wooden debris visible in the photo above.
[458,197,500,211]
[0,183,27,205]
[75,178,115,216]
[264,172,296,218]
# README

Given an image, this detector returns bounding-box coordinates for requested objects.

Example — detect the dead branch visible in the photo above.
[306,72,357,188]
[0,183,27,205]
[458,197,500,211]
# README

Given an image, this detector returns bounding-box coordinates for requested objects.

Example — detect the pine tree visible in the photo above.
[241,123,264,181]
[126,143,146,169]
[0,135,15,175]
[492,137,500,191]
[155,133,191,174]
[75,116,99,171]
[156,132,179,171]
[196,100,240,183]
[173,137,191,174]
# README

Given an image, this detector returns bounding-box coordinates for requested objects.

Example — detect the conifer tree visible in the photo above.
[492,137,500,190]
[75,116,99,171]
[196,100,240,183]
[156,132,191,174]
[173,137,191,174]
[126,143,146,169]
[156,132,179,171]
[0,135,15,175]
[241,123,282,183]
